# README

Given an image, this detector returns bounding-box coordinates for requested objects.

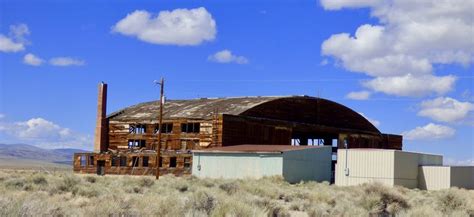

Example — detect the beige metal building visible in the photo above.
[335,149,474,190]
[335,149,440,188]
[192,145,332,183]
[419,166,474,190]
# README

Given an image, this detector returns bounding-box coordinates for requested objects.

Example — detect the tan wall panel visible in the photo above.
[418,166,451,190]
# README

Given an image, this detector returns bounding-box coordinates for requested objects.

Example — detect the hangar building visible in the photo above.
[74,83,403,177]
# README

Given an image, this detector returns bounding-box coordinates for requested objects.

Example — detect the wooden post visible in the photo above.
[156,78,164,179]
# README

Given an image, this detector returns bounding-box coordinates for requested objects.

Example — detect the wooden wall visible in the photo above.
[108,118,222,151]
[221,114,292,146]
[73,152,192,176]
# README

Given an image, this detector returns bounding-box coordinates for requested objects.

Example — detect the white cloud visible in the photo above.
[9,24,30,43]
[346,90,371,100]
[0,114,4,119]
[418,97,474,123]
[23,53,44,66]
[0,35,25,52]
[49,57,85,66]
[321,0,473,97]
[112,7,216,46]
[363,74,456,97]
[444,158,474,166]
[358,112,380,127]
[320,0,380,10]
[0,24,30,53]
[403,123,455,140]
[208,49,249,64]
[0,117,91,149]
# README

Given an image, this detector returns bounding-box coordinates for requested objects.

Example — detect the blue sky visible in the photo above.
[0,0,473,164]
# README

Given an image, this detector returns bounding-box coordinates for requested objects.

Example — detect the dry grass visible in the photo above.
[0,169,472,217]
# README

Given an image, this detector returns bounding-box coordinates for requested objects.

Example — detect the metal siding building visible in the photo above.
[335,149,443,188]
[192,145,332,183]
[419,166,474,190]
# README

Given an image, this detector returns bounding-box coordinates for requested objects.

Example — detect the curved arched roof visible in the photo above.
[108,96,380,133]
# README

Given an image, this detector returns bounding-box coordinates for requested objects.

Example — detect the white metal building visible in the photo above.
[419,166,474,190]
[192,145,332,183]
[335,149,474,190]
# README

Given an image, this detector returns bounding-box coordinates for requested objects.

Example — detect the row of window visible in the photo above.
[80,155,191,168]
[129,123,200,134]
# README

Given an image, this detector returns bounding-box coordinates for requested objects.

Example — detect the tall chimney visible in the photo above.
[94,82,108,153]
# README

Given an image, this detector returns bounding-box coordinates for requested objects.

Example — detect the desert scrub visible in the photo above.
[0,169,473,217]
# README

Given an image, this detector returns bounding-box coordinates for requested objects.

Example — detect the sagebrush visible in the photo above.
[0,169,472,217]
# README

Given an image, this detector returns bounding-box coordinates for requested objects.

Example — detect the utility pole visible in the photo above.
[154,78,164,179]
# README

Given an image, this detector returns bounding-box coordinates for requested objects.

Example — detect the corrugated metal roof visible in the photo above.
[193,144,325,154]
[106,95,381,134]
[108,96,289,120]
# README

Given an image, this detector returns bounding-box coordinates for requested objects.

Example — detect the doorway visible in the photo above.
[97,160,106,175]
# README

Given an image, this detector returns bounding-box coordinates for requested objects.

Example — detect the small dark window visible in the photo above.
[120,156,127,167]
[181,123,200,133]
[129,124,146,134]
[89,156,94,166]
[128,140,146,149]
[132,156,139,167]
[184,157,191,168]
[111,156,119,167]
[169,157,177,168]
[142,156,149,167]
[159,157,163,168]
[80,155,86,167]
[155,123,173,134]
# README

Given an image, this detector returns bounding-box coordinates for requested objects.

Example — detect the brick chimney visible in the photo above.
[94,82,108,153]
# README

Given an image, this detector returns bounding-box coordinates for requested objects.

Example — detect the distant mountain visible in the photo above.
[0,143,89,166]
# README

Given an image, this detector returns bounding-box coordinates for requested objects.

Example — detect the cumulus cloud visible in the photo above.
[0,117,91,149]
[49,57,85,66]
[346,90,371,100]
[358,112,380,127]
[363,74,456,97]
[23,53,44,66]
[0,24,30,52]
[403,123,455,140]
[418,97,474,123]
[112,7,216,46]
[321,0,473,97]
[208,50,249,64]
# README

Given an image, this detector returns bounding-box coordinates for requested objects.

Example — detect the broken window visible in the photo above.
[120,156,127,167]
[80,155,86,167]
[111,156,119,167]
[132,156,139,167]
[169,157,177,168]
[181,123,200,133]
[89,156,94,166]
[128,140,146,148]
[129,124,146,134]
[184,157,191,168]
[154,123,173,134]
[142,156,149,167]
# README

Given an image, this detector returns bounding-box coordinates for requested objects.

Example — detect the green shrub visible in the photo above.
[437,190,467,214]
[5,178,25,189]
[189,191,217,215]
[138,177,154,188]
[32,175,48,185]
[57,175,81,194]
[219,182,239,195]
[84,176,96,183]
